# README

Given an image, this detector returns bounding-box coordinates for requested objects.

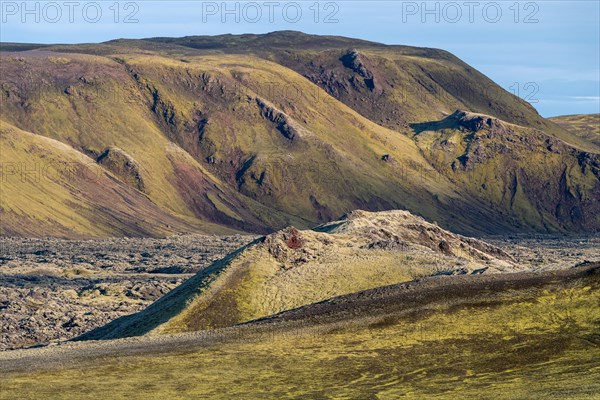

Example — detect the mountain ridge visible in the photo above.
[1,32,598,237]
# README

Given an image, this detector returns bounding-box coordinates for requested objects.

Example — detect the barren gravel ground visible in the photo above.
[485,235,600,270]
[0,233,597,350]
[0,235,255,350]
[1,262,597,375]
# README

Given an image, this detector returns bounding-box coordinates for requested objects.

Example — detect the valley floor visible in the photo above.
[0,235,598,350]
[0,235,255,350]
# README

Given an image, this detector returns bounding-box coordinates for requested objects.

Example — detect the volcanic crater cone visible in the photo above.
[77,209,517,341]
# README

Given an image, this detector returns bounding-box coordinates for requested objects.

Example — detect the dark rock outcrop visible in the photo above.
[97,146,145,191]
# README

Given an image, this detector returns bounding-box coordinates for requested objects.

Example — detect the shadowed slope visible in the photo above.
[73,240,260,339]
[412,111,600,231]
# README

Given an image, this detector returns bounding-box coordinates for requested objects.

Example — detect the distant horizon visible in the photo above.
[1,30,393,46]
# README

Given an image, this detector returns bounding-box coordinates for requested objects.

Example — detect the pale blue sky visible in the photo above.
[1,0,598,117]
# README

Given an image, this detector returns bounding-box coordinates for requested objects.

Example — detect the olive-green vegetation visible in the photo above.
[2,265,599,399]
[77,210,517,340]
[413,111,600,231]
[550,114,600,148]
[1,32,599,237]
[0,121,229,237]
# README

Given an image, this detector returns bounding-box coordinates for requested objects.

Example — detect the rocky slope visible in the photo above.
[77,210,523,341]
[1,32,599,237]
[413,111,600,231]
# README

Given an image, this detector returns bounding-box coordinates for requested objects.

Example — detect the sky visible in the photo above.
[1,0,599,117]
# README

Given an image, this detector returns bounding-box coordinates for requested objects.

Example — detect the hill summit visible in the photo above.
[77,209,518,341]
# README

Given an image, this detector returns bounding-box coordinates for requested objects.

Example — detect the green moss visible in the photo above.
[3,278,599,399]
[206,192,243,221]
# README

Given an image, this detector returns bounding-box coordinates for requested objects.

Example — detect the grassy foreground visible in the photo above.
[2,269,599,399]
